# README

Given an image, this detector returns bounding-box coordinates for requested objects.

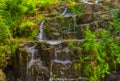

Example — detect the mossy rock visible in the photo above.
[0,70,6,81]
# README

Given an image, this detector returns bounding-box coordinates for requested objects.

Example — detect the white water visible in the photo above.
[37,20,45,41]
[27,46,46,81]
[47,41,61,45]
[26,46,35,81]
[82,0,99,4]
[53,59,71,65]
[49,47,74,81]
[27,46,40,69]
[62,8,67,16]
[27,46,35,68]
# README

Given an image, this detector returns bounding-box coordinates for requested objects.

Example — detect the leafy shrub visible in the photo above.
[73,27,120,81]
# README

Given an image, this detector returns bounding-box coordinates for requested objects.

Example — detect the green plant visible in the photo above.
[0,45,11,68]
[0,21,11,44]
[67,42,74,49]
[29,29,38,39]
[83,28,101,81]
[18,21,34,36]
[69,28,110,81]
[81,27,120,81]
[11,42,18,56]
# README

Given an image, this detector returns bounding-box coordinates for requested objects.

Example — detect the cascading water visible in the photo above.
[27,46,36,69]
[26,46,45,81]
[5,0,116,81]
[49,46,78,81]
[26,46,36,81]
[37,20,45,41]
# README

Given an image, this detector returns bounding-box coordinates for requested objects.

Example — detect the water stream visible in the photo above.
[37,20,45,41]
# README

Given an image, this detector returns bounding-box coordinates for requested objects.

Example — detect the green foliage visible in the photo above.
[11,42,18,56]
[18,21,38,39]
[29,29,38,39]
[0,45,11,68]
[18,21,33,35]
[0,21,10,44]
[73,27,120,81]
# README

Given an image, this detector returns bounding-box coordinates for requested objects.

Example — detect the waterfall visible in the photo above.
[48,47,78,81]
[26,46,41,81]
[26,46,35,81]
[37,20,45,41]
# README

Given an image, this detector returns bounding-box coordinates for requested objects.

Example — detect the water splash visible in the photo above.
[47,41,61,45]
[82,0,99,4]
[37,20,45,41]
[62,8,67,16]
